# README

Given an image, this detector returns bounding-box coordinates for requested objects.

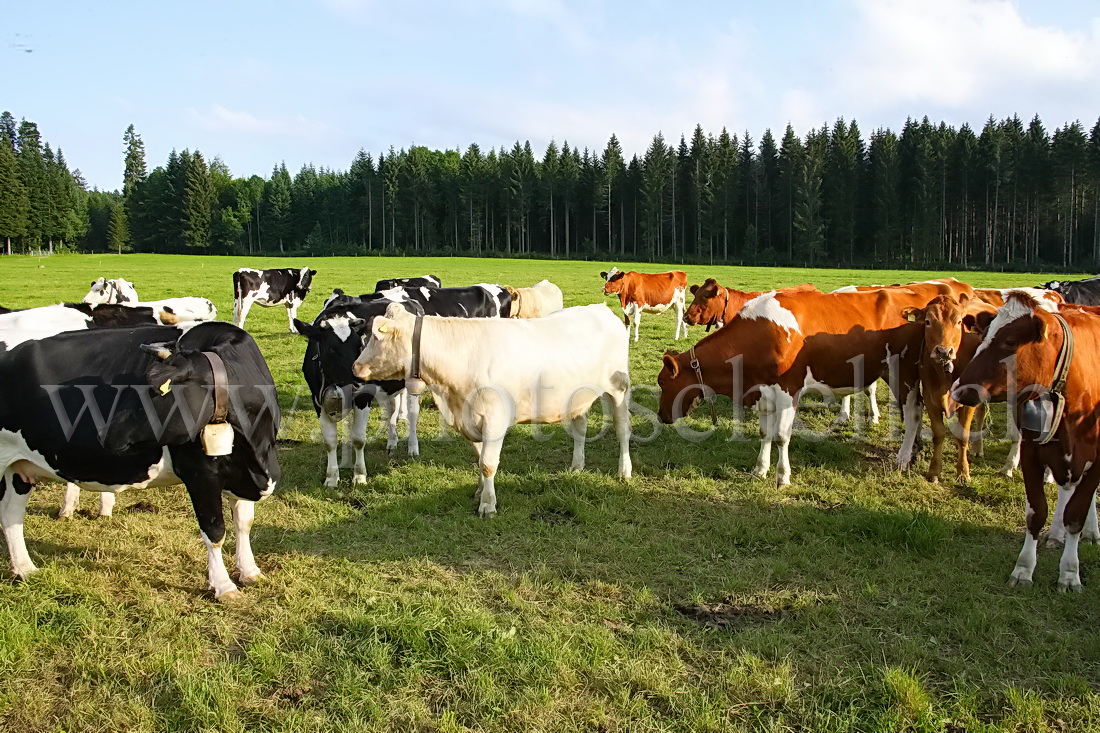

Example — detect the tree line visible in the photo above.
[2,111,1099,271]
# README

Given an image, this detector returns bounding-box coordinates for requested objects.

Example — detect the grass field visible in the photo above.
[1,253,1099,733]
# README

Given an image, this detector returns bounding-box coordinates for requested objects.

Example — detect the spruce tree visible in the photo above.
[0,132,29,254]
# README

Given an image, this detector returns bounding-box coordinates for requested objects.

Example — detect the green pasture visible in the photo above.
[1,253,1098,732]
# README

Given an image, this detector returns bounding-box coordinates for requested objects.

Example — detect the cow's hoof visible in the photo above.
[923,472,940,483]
[750,467,768,479]
[1008,576,1032,588]
[56,512,73,521]
[353,474,368,485]
[1046,537,1066,549]
[216,589,245,603]
[238,572,265,587]
[1058,580,1084,593]
[323,476,339,488]
[408,448,420,458]
[478,505,496,518]
[999,468,1014,479]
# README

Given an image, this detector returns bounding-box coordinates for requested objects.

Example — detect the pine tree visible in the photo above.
[182,150,214,249]
[16,120,48,250]
[263,163,292,252]
[0,131,29,254]
[107,200,130,254]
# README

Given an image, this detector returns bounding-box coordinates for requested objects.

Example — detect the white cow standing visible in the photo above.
[352,303,633,517]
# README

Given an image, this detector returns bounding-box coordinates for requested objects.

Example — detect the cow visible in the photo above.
[0,301,202,518]
[0,321,280,599]
[682,279,879,423]
[352,303,632,517]
[294,300,421,487]
[324,283,510,318]
[374,275,441,292]
[1038,275,1100,306]
[952,292,1100,591]
[503,280,565,318]
[974,287,1063,309]
[600,267,688,342]
[233,267,317,332]
[83,277,139,304]
[656,288,937,484]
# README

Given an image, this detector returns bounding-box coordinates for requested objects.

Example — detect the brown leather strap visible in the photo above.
[689,345,718,426]
[202,351,229,424]
[409,315,424,380]
[1037,313,1074,445]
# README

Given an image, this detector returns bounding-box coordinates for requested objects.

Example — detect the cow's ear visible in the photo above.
[384,302,406,320]
[690,284,698,295]
[964,311,995,334]
[372,316,394,340]
[957,292,970,308]
[662,351,680,378]
[599,272,608,280]
[309,269,317,276]
[348,317,368,333]
[705,278,717,286]
[293,319,319,338]
[140,342,175,360]
[1034,316,1048,341]
[901,306,922,323]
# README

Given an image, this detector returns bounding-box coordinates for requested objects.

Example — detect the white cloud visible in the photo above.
[187,105,337,141]
[837,0,1100,108]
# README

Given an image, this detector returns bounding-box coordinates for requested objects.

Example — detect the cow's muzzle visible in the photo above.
[931,346,955,370]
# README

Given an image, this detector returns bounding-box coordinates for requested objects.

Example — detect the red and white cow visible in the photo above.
[601,267,687,342]
[657,287,944,484]
[952,293,1100,590]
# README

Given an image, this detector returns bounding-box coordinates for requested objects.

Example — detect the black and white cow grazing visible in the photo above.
[294,300,422,486]
[374,275,442,292]
[377,283,512,318]
[83,277,139,304]
[0,321,280,599]
[233,267,317,332]
[1039,275,1100,305]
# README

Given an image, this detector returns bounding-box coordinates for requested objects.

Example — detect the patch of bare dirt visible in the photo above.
[673,596,793,630]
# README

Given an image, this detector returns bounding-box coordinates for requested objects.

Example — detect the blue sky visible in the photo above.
[5,0,1099,190]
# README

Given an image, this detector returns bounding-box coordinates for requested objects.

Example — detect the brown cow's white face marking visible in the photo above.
[975,298,1032,356]
[740,292,801,334]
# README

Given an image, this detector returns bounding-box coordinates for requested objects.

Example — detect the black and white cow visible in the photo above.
[292,282,511,485]
[0,306,15,315]
[1,302,213,518]
[1039,275,1100,305]
[233,267,317,332]
[294,299,421,486]
[0,321,280,599]
[83,277,139,304]
[374,275,442,292]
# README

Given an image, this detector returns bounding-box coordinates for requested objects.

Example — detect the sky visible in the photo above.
[5,0,1100,191]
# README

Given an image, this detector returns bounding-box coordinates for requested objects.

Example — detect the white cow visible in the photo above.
[504,280,565,318]
[83,277,139,304]
[352,303,633,517]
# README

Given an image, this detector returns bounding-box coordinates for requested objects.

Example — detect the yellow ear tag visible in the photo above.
[159,379,172,395]
[906,312,917,322]
[377,323,389,333]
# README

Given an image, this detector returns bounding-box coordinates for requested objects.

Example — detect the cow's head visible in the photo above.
[83,277,138,305]
[295,312,379,417]
[600,267,625,295]
[101,342,230,453]
[656,349,704,424]
[1041,280,1062,291]
[951,292,1055,407]
[299,268,318,291]
[685,278,727,327]
[900,294,975,371]
[353,303,415,382]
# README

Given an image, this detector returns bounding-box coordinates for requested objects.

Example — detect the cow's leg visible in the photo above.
[351,404,370,484]
[234,297,254,329]
[954,406,977,484]
[632,310,642,343]
[610,388,633,479]
[837,396,853,423]
[286,301,301,333]
[895,388,923,470]
[98,491,116,517]
[383,393,401,454]
[183,476,239,599]
[58,482,81,519]
[405,391,421,457]
[923,390,946,483]
[569,413,587,472]
[1009,443,1048,587]
[321,410,341,487]
[1047,484,1074,546]
[774,390,796,486]
[751,394,775,478]
[1057,467,1100,591]
[230,497,263,586]
[1001,416,1021,477]
[867,381,880,424]
[477,438,504,518]
[1,471,38,578]
[673,298,685,339]
[1082,493,1100,543]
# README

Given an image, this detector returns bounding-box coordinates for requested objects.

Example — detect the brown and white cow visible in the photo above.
[601,267,687,342]
[657,288,933,484]
[952,292,1100,590]
[973,287,1064,309]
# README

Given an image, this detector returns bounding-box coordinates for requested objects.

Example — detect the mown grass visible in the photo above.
[1,253,1099,732]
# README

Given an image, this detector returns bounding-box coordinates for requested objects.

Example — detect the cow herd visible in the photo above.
[3,265,1100,598]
